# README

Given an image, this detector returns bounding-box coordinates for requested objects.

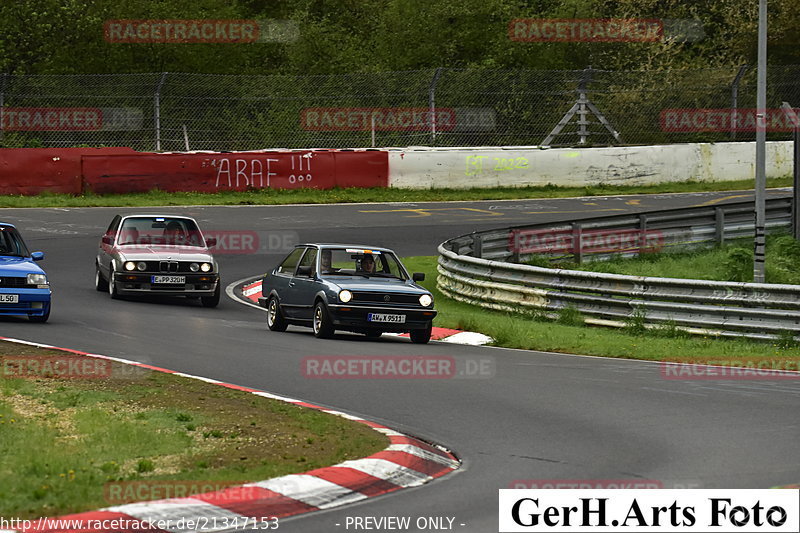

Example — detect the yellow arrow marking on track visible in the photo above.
[359,207,504,218]
[694,194,751,207]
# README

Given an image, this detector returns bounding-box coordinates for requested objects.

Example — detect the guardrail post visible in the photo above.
[472,233,483,258]
[638,214,648,255]
[715,207,725,245]
[510,230,521,263]
[572,222,583,263]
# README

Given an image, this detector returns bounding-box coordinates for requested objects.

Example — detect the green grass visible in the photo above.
[403,256,800,363]
[0,343,387,519]
[0,176,791,208]
[563,233,800,285]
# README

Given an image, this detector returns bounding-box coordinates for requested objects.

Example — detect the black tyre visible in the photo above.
[312,301,335,338]
[410,324,432,344]
[29,303,50,323]
[95,264,108,291]
[266,295,288,332]
[201,285,220,308]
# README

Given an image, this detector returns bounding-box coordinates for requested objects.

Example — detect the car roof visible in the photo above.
[0,222,17,229]
[120,214,197,220]
[299,243,395,253]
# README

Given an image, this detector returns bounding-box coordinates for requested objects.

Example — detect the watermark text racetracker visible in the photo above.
[302,355,495,379]
[104,19,299,43]
[661,360,800,380]
[204,230,299,255]
[0,516,278,531]
[499,489,799,532]
[104,480,257,504]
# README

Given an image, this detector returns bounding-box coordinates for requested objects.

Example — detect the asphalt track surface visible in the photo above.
[1,189,799,532]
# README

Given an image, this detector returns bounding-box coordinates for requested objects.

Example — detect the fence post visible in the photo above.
[795,121,800,240]
[780,102,800,239]
[577,67,593,145]
[731,65,748,141]
[715,207,725,245]
[154,72,168,151]
[0,73,6,144]
[428,67,444,145]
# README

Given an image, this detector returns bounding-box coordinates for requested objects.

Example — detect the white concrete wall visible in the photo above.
[387,141,794,189]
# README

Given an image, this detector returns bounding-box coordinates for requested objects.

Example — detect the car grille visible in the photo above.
[351,292,421,305]
[0,277,35,288]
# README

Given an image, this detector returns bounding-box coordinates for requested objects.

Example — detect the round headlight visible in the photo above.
[124,261,135,271]
[339,290,353,303]
[136,262,147,271]
[189,263,200,272]
[200,263,212,272]
[419,294,432,307]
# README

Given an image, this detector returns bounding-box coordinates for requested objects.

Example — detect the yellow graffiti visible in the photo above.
[465,155,529,176]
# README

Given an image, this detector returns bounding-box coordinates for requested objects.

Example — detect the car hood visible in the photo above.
[0,256,45,275]
[115,245,214,262]
[325,278,430,294]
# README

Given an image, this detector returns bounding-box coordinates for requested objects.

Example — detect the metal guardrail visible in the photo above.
[437,196,800,340]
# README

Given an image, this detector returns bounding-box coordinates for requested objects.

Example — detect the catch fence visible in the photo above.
[1,66,798,151]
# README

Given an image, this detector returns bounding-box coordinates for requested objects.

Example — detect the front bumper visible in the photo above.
[0,288,51,317]
[112,272,219,296]
[327,304,437,331]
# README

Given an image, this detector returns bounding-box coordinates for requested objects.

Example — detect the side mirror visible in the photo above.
[205,237,217,248]
[296,265,313,277]
[31,251,45,261]
[412,272,425,282]
[101,235,114,245]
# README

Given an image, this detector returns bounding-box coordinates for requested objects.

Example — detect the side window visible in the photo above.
[297,248,318,276]
[106,215,121,236]
[276,248,304,275]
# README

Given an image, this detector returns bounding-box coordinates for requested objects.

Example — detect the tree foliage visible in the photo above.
[0,0,797,75]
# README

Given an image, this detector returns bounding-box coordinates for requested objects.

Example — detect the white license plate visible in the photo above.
[368,313,406,324]
[0,294,19,303]
[151,275,185,284]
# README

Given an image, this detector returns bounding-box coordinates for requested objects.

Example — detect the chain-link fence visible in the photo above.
[1,66,798,151]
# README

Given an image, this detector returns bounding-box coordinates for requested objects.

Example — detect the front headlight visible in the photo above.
[27,273,47,285]
[189,263,200,272]
[419,294,433,307]
[136,262,147,271]
[339,290,353,303]
[124,261,136,271]
[200,263,212,272]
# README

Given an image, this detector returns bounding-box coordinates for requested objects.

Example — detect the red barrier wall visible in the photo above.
[82,150,388,193]
[0,147,137,195]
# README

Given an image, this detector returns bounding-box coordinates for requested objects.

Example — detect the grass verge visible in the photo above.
[0,341,387,519]
[0,177,790,208]
[403,256,800,363]
[560,233,800,285]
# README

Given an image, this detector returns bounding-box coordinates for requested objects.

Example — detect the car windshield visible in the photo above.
[0,226,31,257]
[319,248,407,280]
[117,217,204,247]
